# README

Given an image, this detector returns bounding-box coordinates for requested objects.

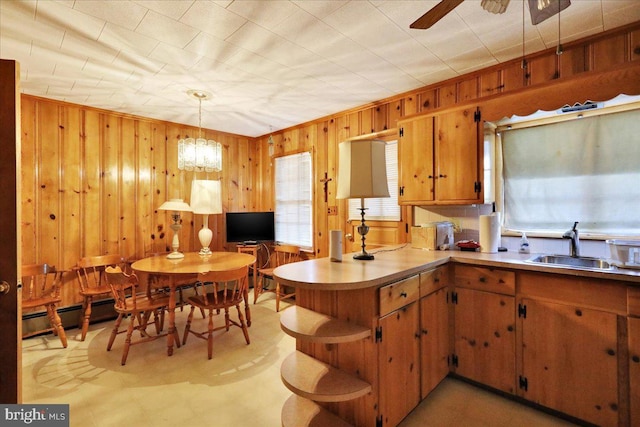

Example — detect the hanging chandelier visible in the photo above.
[178,90,222,173]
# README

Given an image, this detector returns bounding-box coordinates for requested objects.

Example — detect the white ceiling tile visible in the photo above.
[292,0,348,19]
[227,0,299,29]
[99,22,159,57]
[132,0,194,20]
[36,1,105,41]
[71,0,147,31]
[136,9,200,49]
[180,1,247,40]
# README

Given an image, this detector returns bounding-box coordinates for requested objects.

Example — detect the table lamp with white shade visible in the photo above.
[158,199,192,259]
[336,139,390,260]
[190,179,223,256]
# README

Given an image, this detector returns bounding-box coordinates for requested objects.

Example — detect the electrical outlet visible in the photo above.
[450,217,462,232]
[328,206,338,215]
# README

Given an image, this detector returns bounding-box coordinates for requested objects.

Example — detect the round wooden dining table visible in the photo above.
[131,251,256,356]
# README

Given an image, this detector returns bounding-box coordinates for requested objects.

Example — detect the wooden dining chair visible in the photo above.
[21,263,68,348]
[182,265,250,359]
[254,244,301,312]
[75,254,128,341]
[105,267,178,365]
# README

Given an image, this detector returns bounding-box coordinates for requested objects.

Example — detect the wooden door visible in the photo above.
[519,298,619,427]
[420,287,450,399]
[398,116,434,204]
[0,59,21,403]
[454,288,515,394]
[629,317,640,427]
[434,107,482,203]
[378,301,420,427]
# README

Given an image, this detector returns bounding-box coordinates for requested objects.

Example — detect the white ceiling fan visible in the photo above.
[410,0,571,30]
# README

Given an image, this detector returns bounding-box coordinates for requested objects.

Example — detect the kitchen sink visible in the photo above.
[527,254,613,270]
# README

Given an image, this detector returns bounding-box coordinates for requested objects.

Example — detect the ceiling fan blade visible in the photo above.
[410,0,464,29]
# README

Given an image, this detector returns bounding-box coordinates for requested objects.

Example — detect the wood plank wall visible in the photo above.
[18,21,640,310]
[20,99,254,308]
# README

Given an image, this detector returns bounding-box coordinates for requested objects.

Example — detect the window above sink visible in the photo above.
[487,94,640,241]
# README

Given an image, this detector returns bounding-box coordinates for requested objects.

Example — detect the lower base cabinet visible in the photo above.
[519,298,619,427]
[453,287,516,394]
[629,317,640,427]
[420,287,450,399]
[378,301,421,427]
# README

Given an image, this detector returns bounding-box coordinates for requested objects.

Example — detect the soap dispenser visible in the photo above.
[519,232,530,254]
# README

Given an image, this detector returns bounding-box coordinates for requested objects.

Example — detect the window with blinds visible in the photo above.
[274,152,313,249]
[348,140,400,221]
[498,103,640,237]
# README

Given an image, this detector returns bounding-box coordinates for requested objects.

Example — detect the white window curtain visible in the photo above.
[348,140,400,221]
[275,152,313,249]
[499,107,640,237]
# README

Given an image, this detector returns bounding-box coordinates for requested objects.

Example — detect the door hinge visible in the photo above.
[518,303,527,319]
[399,186,404,196]
[376,415,383,427]
[474,181,482,193]
[399,127,404,137]
[405,223,409,234]
[474,108,481,123]
[519,375,528,391]
[448,354,459,368]
[375,326,383,343]
[449,291,458,304]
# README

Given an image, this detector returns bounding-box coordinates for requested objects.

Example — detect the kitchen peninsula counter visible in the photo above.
[274,245,640,290]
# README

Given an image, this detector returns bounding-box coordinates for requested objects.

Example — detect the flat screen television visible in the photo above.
[225,211,275,244]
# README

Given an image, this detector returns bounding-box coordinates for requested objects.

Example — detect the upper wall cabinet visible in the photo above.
[398,107,483,205]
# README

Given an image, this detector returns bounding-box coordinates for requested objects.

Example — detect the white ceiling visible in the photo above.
[1,1,639,138]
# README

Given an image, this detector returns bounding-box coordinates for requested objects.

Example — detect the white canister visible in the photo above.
[330,230,343,262]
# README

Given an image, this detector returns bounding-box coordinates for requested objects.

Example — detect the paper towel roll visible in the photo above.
[479,213,501,253]
[330,229,343,262]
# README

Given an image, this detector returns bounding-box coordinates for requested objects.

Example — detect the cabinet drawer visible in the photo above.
[380,275,419,316]
[454,265,515,296]
[420,266,448,297]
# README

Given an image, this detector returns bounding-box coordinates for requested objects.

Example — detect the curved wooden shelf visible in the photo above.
[280,306,371,343]
[281,351,372,402]
[281,394,353,427]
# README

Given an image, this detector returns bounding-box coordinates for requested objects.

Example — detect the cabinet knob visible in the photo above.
[439,174,447,178]
[400,291,408,298]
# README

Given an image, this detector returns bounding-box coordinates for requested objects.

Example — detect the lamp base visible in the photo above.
[198,247,212,256]
[353,252,374,261]
[166,251,185,259]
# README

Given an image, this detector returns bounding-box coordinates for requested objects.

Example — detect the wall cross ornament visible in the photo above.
[320,172,332,203]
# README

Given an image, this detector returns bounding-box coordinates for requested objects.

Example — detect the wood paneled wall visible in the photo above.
[255,21,640,258]
[20,97,255,307]
[18,22,640,310]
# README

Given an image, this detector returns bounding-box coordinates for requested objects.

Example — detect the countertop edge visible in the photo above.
[273,247,640,290]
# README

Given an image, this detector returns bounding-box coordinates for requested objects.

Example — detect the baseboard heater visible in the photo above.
[22,299,117,337]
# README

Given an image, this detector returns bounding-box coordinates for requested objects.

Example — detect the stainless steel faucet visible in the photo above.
[563,221,580,257]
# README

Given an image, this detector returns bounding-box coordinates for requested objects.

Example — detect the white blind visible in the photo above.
[348,140,399,221]
[500,108,640,236]
[275,152,313,249]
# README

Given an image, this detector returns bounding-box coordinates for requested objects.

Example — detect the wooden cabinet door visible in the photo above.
[434,108,482,203]
[520,298,619,427]
[420,287,450,399]
[629,316,640,427]
[378,301,420,427]
[398,115,434,204]
[454,287,515,394]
